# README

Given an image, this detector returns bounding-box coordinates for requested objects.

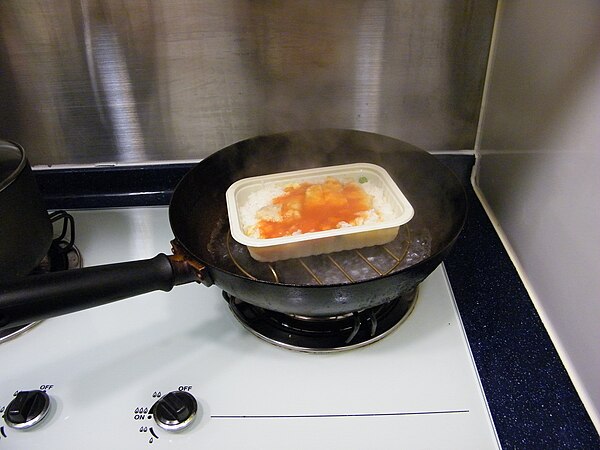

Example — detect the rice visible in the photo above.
[239,177,395,239]
[239,184,285,237]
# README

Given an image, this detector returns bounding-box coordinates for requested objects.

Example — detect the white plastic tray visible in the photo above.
[226,163,414,261]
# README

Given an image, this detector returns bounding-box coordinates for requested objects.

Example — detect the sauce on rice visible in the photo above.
[255,177,373,238]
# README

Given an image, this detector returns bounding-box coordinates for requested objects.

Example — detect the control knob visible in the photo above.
[151,391,197,431]
[3,390,50,429]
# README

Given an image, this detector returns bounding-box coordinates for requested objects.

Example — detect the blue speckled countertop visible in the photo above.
[34,155,600,448]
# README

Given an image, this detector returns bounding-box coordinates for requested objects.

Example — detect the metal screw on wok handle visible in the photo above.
[169,240,213,287]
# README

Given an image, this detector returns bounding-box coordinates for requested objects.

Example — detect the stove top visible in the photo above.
[0,207,499,449]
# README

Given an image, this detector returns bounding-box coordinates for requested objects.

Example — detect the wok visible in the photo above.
[0,129,467,331]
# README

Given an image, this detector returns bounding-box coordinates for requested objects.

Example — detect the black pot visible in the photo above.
[0,140,53,281]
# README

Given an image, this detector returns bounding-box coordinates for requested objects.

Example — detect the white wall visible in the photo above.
[477,0,600,428]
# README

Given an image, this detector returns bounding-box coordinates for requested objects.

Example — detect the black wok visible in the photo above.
[0,129,467,331]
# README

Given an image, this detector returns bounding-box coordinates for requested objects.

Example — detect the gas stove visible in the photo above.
[0,207,499,449]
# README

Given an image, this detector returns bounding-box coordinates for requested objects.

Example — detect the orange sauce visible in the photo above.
[257,178,372,238]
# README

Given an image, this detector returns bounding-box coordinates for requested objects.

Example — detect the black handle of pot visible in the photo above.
[0,254,198,331]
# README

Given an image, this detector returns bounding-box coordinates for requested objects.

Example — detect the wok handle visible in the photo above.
[0,254,198,331]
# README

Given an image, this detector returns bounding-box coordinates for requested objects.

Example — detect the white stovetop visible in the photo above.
[0,207,499,449]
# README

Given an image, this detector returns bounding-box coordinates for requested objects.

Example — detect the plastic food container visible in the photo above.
[226,163,414,262]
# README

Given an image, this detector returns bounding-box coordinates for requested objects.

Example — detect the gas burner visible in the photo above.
[0,211,80,344]
[224,289,418,352]
[29,241,82,275]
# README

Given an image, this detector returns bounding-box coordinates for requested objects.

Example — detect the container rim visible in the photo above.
[0,140,27,192]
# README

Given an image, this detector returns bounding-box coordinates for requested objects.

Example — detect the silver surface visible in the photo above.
[0,0,495,165]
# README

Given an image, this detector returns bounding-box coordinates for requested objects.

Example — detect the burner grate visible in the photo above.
[224,288,418,352]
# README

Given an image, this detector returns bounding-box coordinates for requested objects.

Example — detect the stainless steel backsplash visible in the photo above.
[0,0,495,165]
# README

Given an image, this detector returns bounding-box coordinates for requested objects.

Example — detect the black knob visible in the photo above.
[151,391,197,431]
[4,390,50,429]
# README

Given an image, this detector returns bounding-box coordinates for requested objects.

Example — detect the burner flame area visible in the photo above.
[224,288,418,352]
